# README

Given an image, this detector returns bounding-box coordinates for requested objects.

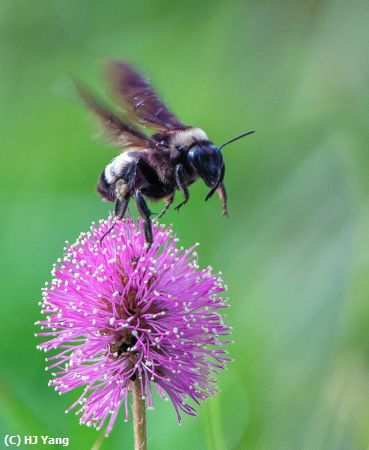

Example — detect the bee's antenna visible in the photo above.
[218,130,255,151]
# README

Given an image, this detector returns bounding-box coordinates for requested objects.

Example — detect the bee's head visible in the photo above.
[188,142,223,188]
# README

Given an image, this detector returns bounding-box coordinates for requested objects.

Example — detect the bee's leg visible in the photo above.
[134,191,153,245]
[99,196,130,243]
[217,183,228,217]
[115,195,130,219]
[156,192,175,220]
[99,223,115,243]
[174,164,190,211]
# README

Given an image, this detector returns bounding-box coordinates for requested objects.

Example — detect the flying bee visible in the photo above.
[76,61,254,245]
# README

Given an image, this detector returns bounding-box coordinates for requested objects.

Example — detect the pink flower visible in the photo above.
[37,217,231,436]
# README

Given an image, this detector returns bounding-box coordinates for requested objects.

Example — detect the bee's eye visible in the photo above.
[188,145,203,164]
[188,144,223,188]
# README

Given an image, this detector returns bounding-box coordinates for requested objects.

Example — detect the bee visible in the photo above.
[76,61,254,245]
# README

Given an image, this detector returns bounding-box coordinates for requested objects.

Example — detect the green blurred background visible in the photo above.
[1,0,368,449]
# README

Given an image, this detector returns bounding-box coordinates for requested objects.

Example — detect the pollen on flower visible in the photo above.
[37,216,231,436]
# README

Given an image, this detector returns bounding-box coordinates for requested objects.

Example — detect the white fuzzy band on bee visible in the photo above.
[104,152,134,184]
[171,128,209,148]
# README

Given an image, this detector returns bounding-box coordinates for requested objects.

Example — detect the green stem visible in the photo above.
[131,378,147,450]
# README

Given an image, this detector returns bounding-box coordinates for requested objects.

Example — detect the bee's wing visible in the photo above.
[106,60,187,132]
[75,80,157,150]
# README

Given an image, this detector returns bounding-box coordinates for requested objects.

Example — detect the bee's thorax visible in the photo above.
[170,128,209,149]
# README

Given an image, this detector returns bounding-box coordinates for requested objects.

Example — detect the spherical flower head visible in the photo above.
[37,217,231,436]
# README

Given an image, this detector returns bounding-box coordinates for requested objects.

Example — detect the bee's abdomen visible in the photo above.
[97,170,115,202]
[97,152,136,202]
[105,153,135,184]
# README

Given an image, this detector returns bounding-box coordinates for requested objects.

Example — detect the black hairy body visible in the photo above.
[76,61,253,245]
[97,147,196,202]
